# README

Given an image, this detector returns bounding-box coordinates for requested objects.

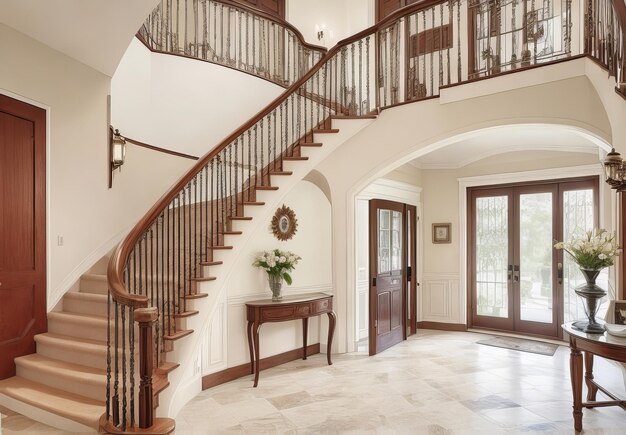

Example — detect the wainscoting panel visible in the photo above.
[420,273,462,324]
[201,292,228,375]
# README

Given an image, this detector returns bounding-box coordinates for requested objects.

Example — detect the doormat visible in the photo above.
[476,336,559,356]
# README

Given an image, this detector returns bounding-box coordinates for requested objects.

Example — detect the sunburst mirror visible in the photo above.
[271,205,298,241]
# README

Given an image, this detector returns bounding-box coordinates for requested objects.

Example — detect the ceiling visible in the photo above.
[410,125,609,169]
[0,0,159,76]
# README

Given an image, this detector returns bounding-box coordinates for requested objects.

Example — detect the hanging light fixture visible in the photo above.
[602,148,626,191]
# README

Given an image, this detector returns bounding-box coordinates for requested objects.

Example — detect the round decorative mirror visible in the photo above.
[271,205,298,241]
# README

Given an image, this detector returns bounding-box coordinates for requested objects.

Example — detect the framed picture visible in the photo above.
[615,301,626,325]
[432,223,451,244]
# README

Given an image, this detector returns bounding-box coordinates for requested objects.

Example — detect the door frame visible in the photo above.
[466,175,600,338]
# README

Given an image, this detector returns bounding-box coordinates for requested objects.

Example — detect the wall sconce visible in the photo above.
[602,148,626,191]
[109,127,126,188]
[315,24,326,41]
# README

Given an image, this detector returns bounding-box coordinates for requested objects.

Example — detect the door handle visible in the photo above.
[558,262,563,285]
[507,265,513,281]
[513,265,520,283]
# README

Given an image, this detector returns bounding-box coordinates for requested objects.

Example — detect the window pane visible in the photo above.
[519,192,553,323]
[476,196,509,318]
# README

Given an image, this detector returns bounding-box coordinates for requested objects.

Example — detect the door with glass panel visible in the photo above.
[369,199,406,355]
[469,178,598,338]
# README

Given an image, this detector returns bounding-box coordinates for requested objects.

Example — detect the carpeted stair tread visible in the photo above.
[15,354,106,401]
[0,376,104,429]
[79,273,108,295]
[63,291,108,317]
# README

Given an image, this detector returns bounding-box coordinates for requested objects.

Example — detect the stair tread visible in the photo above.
[208,245,233,249]
[164,329,193,340]
[298,142,323,147]
[200,261,223,266]
[255,185,279,190]
[64,291,107,302]
[229,216,252,220]
[313,128,339,133]
[190,276,217,281]
[283,156,308,160]
[15,354,106,382]
[35,332,107,351]
[156,362,180,375]
[183,293,208,299]
[269,171,292,175]
[243,201,265,205]
[331,114,377,119]
[0,376,104,429]
[220,230,243,235]
[48,310,107,325]
[173,310,199,318]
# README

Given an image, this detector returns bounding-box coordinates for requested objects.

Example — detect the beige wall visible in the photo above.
[382,163,422,186]
[0,24,194,309]
[421,151,599,275]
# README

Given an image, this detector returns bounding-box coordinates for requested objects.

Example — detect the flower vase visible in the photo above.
[572,268,607,334]
[268,274,283,301]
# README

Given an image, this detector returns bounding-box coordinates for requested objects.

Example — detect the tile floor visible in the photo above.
[2,329,626,434]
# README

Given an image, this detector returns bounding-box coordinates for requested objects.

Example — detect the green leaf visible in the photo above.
[283,273,292,285]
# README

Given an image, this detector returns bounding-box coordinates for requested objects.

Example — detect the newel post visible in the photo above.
[135,307,157,429]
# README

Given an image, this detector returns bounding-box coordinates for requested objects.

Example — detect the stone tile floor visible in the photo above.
[2,329,626,433]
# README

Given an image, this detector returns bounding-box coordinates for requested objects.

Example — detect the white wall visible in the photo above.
[286,0,373,47]
[0,24,196,310]
[111,39,284,157]
[200,180,332,374]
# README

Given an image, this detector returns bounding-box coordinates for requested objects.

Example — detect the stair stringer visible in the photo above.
[154,116,376,419]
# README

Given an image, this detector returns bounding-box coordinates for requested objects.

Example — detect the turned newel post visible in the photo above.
[135,307,157,429]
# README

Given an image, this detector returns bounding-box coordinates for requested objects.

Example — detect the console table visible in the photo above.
[246,292,336,387]
[563,322,626,431]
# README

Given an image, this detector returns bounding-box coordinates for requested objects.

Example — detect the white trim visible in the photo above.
[458,164,604,325]
[357,178,422,206]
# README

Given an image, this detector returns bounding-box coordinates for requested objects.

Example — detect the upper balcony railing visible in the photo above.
[105,0,626,432]
[137,0,327,87]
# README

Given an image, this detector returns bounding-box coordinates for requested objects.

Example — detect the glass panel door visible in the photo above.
[514,185,558,337]
[471,188,514,331]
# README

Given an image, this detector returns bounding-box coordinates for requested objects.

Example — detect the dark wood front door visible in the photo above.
[0,94,47,379]
[369,199,406,355]
[468,177,598,339]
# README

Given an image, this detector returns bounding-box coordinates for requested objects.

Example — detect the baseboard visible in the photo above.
[201,344,320,390]
[417,321,467,332]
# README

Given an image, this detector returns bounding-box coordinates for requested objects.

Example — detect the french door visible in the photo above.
[469,178,598,338]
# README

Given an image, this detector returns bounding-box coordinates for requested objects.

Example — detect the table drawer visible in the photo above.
[313,298,330,314]
[260,306,295,322]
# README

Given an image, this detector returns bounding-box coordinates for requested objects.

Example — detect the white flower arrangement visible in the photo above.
[554,228,621,270]
[253,249,301,284]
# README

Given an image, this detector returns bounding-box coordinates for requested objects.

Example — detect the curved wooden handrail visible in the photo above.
[137,0,327,87]
[215,0,326,53]
[108,0,456,305]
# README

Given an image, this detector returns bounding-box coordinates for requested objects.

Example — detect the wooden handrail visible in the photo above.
[137,0,327,88]
[214,0,326,53]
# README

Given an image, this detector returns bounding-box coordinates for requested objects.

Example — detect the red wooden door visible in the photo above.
[369,199,406,355]
[0,94,47,379]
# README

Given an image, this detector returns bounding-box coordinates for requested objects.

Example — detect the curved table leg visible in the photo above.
[302,318,309,360]
[570,347,583,432]
[326,311,336,366]
[247,320,255,374]
[253,323,261,387]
